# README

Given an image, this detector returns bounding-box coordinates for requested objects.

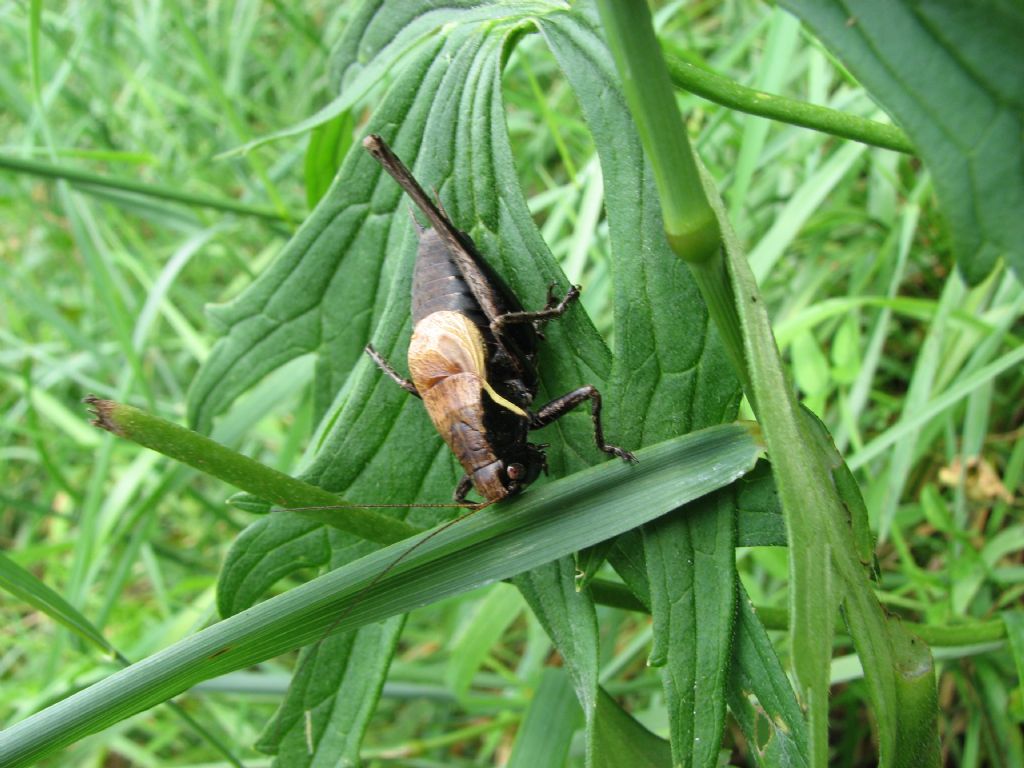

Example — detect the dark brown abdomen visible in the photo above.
[412,230,488,328]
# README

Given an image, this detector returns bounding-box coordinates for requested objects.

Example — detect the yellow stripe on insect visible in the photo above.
[480,378,528,417]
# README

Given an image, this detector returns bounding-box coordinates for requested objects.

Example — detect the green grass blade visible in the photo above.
[0,424,763,767]
[0,154,293,222]
[1004,610,1024,691]
[726,9,801,217]
[748,141,866,283]
[848,343,1024,471]
[0,552,113,654]
[446,584,524,699]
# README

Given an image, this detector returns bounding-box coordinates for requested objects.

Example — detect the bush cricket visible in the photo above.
[271,136,637,756]
[362,134,636,503]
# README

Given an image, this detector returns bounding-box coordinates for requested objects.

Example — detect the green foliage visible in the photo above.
[728,592,809,767]
[2,1,1022,767]
[0,427,762,766]
[507,667,582,768]
[780,0,1024,284]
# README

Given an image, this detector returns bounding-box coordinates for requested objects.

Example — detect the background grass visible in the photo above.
[1,1,1021,766]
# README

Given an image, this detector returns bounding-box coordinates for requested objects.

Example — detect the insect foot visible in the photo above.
[529,384,637,465]
[489,283,581,340]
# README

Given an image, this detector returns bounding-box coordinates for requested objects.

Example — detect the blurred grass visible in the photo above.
[1,1,1021,766]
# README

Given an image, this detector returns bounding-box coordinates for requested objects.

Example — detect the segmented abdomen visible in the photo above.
[411,229,489,329]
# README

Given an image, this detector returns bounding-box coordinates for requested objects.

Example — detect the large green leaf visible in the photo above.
[0,424,765,768]
[186,0,741,763]
[735,461,786,547]
[539,10,742,766]
[643,491,736,768]
[780,0,1024,283]
[198,7,593,759]
[256,617,404,766]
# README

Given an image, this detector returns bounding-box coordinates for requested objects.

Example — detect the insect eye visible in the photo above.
[506,463,525,481]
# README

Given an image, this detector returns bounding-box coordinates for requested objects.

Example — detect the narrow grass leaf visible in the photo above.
[446,583,524,700]
[875,274,962,541]
[1002,610,1024,702]
[0,552,113,654]
[848,343,1024,471]
[0,424,763,768]
[726,9,801,217]
[974,658,1024,765]
[303,111,353,208]
[748,141,865,283]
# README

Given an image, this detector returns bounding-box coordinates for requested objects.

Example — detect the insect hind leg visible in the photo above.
[530,385,637,463]
[365,344,420,397]
[490,283,581,338]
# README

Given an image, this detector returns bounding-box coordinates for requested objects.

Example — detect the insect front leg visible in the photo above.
[530,385,637,463]
[490,283,581,338]
[365,344,420,398]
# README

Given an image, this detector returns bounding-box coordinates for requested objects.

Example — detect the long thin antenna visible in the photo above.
[280,502,481,512]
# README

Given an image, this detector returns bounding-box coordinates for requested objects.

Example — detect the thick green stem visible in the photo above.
[84,397,418,544]
[597,6,939,764]
[689,255,755,406]
[588,579,1008,648]
[664,55,915,154]
[596,0,749,397]
[596,0,720,265]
